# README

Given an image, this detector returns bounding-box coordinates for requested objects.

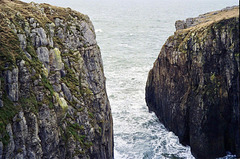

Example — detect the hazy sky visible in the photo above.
[21,0,238,21]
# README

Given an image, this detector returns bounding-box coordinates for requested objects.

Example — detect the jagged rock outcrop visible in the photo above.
[175,6,238,31]
[0,0,113,158]
[146,7,239,159]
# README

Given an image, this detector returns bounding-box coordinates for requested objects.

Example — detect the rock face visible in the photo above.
[175,6,238,31]
[0,0,113,158]
[146,7,239,159]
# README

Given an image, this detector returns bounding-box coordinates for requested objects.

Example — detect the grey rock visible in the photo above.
[13,112,28,157]
[53,84,61,92]
[17,34,27,50]
[0,100,3,108]
[47,23,55,47]
[15,153,24,159]
[48,37,54,48]
[47,23,55,37]
[175,20,186,30]
[36,47,49,68]
[186,18,194,28]
[54,18,63,27]
[32,23,37,28]
[19,60,31,97]
[61,83,72,101]
[49,48,64,71]
[80,21,96,45]
[0,80,2,108]
[27,151,37,159]
[24,51,32,60]
[36,93,44,102]
[29,18,35,24]
[6,68,18,83]
[19,60,25,68]
[0,141,2,159]
[55,18,60,26]
[49,71,61,84]
[175,18,200,31]
[31,27,48,47]
[25,113,43,158]
[72,95,81,106]
[5,124,15,159]
[6,68,19,102]
[8,23,17,33]
[60,69,66,77]
[59,92,64,98]
[38,105,59,158]
[57,28,64,40]
[63,58,70,67]
[221,6,237,11]
[64,32,81,50]
[33,79,39,86]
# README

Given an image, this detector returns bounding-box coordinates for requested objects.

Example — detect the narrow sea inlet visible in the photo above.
[21,0,239,158]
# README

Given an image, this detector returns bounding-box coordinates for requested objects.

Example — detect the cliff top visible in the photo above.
[175,6,239,32]
[0,0,89,24]
[0,0,92,68]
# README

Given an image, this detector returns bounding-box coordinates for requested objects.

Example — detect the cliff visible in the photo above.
[0,0,113,158]
[146,6,239,159]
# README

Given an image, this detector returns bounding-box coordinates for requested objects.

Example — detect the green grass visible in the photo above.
[66,123,85,144]
[19,94,38,114]
[88,112,94,119]
[41,73,54,96]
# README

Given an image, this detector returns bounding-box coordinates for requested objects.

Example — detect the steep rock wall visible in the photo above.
[0,0,113,158]
[146,7,239,159]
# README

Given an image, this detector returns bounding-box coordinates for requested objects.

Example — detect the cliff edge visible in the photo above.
[146,6,239,159]
[0,0,113,158]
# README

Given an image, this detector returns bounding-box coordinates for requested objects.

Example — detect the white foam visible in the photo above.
[95,29,103,33]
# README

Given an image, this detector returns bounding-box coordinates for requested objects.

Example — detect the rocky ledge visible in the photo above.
[0,0,113,158]
[146,6,239,159]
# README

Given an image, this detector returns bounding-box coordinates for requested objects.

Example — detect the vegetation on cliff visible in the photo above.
[146,6,239,159]
[0,0,113,158]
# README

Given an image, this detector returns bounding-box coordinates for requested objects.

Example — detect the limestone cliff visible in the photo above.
[146,7,239,159]
[0,0,113,158]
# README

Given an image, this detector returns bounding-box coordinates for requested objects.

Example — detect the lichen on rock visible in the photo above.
[0,0,113,158]
[146,6,239,159]
[54,92,68,111]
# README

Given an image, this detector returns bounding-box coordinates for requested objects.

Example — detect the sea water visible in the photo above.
[22,0,239,158]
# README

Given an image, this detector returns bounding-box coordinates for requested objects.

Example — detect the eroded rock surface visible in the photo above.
[175,6,238,31]
[0,0,113,158]
[146,7,239,159]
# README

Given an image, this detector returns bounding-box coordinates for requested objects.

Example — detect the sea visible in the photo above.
[22,0,239,158]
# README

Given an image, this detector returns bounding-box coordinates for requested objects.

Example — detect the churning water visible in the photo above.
[22,0,239,158]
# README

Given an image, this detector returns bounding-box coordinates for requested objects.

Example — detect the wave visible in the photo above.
[95,29,103,33]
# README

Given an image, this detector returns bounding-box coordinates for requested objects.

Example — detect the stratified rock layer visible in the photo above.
[146,7,239,159]
[0,0,113,158]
